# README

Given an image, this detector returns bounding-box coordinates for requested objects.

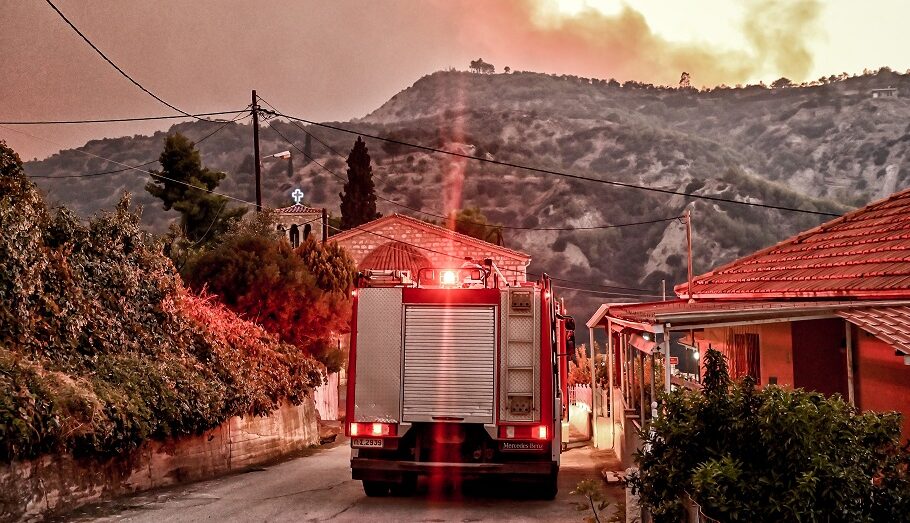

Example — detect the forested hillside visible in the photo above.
[25,68,910,305]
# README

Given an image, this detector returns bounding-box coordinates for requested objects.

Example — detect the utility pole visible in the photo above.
[252,90,262,212]
[322,208,328,244]
[685,209,694,300]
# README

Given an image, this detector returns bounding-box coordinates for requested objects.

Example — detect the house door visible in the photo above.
[792,318,848,397]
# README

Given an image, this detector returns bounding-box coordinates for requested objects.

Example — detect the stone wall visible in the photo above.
[333,218,530,283]
[1,399,318,522]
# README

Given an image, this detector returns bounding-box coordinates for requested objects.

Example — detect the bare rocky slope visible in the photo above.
[25,69,910,310]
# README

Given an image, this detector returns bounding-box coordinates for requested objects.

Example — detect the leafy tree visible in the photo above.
[628,348,910,522]
[450,207,503,244]
[568,344,592,386]
[145,133,246,244]
[185,213,356,372]
[771,77,793,89]
[469,58,495,74]
[339,137,380,230]
[679,71,691,89]
[504,66,511,74]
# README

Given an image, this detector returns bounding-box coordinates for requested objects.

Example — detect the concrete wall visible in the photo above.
[1,399,318,522]
[855,328,910,439]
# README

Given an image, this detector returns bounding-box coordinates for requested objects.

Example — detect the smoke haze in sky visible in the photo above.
[0,0,904,159]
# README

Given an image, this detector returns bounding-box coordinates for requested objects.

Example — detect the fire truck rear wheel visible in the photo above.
[389,474,417,496]
[362,480,390,497]
[535,472,559,500]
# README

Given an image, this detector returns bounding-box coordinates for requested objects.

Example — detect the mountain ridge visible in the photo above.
[22,68,910,309]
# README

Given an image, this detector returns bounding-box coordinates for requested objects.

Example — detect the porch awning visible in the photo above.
[628,334,657,354]
[837,306,910,355]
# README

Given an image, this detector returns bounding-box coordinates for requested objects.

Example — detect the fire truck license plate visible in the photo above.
[352,438,384,448]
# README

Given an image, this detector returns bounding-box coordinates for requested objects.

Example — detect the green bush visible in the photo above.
[628,349,910,522]
[0,141,321,462]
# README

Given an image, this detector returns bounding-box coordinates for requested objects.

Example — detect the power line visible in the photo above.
[256,95,391,182]
[3,123,259,209]
[320,218,658,296]
[262,109,840,218]
[1,110,249,125]
[27,109,251,179]
[8,124,659,297]
[264,116,664,294]
[10,120,663,295]
[554,284,663,299]
[261,101,684,233]
[43,0,214,121]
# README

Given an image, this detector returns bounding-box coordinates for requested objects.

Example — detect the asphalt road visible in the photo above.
[68,439,623,523]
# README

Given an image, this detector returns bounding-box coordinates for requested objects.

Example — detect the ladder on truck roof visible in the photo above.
[501,287,539,422]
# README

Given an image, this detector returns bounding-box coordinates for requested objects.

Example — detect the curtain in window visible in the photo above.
[722,327,761,382]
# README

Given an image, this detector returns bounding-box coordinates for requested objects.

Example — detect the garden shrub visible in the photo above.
[629,348,910,522]
[185,213,356,373]
[0,141,322,462]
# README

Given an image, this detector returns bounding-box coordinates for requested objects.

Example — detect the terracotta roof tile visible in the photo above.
[274,204,322,214]
[837,306,910,355]
[329,213,531,261]
[676,188,910,299]
[360,241,431,275]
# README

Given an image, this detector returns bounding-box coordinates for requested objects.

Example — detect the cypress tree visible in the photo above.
[339,136,380,230]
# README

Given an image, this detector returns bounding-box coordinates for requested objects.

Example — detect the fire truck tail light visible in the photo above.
[351,289,357,297]
[534,425,548,440]
[350,422,394,437]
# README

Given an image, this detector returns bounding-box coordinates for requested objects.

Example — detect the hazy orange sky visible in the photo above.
[2,0,909,160]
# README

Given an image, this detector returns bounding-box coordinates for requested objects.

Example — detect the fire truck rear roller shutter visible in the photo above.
[402,306,496,424]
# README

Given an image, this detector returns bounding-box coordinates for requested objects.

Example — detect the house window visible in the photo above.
[723,330,761,382]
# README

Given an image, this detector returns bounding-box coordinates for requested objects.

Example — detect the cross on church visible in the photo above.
[291,188,304,205]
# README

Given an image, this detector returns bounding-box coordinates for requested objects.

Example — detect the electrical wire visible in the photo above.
[320,219,659,297]
[1,110,249,125]
[260,117,668,297]
[553,285,663,299]
[7,124,662,297]
[262,108,840,218]
[256,95,389,183]
[27,109,251,179]
[3,123,259,209]
[43,0,216,122]
[260,100,683,233]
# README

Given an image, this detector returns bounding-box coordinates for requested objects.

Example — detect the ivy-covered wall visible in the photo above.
[1,140,323,463]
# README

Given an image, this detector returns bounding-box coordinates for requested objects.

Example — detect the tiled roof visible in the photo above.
[360,241,431,275]
[329,213,531,261]
[837,306,910,355]
[274,204,322,214]
[676,188,910,299]
[597,299,910,328]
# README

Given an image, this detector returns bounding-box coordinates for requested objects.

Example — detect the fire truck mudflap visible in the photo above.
[346,266,571,499]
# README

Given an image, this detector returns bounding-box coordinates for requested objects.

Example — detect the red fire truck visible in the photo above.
[345,260,575,498]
